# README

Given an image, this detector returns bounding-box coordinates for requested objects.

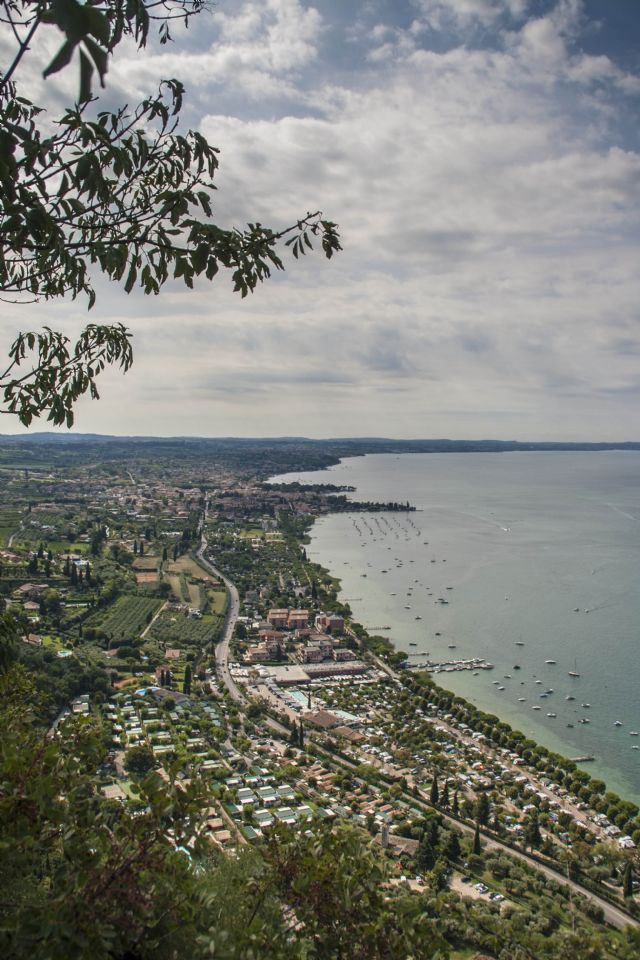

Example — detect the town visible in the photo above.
[2,435,640,960]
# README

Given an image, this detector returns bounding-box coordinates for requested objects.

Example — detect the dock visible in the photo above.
[405,657,494,673]
[571,755,596,763]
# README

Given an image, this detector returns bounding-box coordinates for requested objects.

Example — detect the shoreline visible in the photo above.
[270,453,640,810]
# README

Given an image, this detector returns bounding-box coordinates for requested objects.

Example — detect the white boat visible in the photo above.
[532,706,541,710]
[547,713,557,718]
[614,720,623,727]
[633,746,639,750]
[545,660,557,665]
[498,686,505,691]
[518,697,526,702]
[630,732,639,736]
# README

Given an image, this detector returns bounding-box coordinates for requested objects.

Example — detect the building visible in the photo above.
[333,648,356,662]
[315,612,345,634]
[287,609,309,630]
[300,639,333,663]
[267,609,289,629]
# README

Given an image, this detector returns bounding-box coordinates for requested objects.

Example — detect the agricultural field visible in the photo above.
[91,596,164,642]
[147,610,222,649]
[208,589,227,615]
[0,509,23,547]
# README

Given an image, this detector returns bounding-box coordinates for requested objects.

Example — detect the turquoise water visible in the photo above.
[271,452,640,804]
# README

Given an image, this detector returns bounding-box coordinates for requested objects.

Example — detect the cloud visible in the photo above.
[3,1,640,440]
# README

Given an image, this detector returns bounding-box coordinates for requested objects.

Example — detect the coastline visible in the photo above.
[269,452,640,808]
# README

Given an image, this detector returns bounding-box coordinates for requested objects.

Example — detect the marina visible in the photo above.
[405,656,494,674]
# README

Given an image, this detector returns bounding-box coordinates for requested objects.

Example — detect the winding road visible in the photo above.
[195,502,243,703]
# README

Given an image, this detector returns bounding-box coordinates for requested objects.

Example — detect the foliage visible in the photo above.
[123,742,156,777]
[0,1,341,426]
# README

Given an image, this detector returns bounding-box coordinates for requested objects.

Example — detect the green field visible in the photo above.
[208,589,227,615]
[147,611,222,648]
[93,596,163,641]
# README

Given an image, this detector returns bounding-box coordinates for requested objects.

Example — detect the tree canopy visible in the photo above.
[0,1,341,426]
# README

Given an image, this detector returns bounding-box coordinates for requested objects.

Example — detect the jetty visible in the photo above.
[405,656,494,674]
[571,755,596,763]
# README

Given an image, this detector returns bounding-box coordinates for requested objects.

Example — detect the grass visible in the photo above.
[208,589,227,615]
[238,528,265,539]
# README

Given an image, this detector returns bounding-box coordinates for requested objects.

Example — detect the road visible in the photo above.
[195,503,243,703]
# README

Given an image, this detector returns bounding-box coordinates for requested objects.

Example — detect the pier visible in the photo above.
[571,755,596,763]
[405,656,494,673]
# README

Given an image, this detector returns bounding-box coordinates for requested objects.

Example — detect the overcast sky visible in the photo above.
[3,0,640,440]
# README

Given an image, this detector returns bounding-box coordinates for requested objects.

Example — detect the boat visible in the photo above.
[515,641,525,646]
[630,732,639,737]
[532,706,541,710]
[498,686,505,691]
[415,616,422,620]
[614,720,623,727]
[573,607,580,612]
[404,605,411,609]
[409,642,417,646]
[547,713,557,718]
[633,746,639,750]
[514,664,521,670]
[567,723,574,728]
[545,659,557,665]
[566,695,575,701]
[518,697,527,702]
[435,632,441,636]
[581,703,591,708]
[568,670,580,677]
[579,718,591,724]
[504,674,512,679]
[448,643,456,649]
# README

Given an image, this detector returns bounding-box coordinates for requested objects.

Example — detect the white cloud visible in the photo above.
[3,1,640,440]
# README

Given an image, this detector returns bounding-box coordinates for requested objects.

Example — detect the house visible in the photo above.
[304,709,341,731]
[23,633,42,646]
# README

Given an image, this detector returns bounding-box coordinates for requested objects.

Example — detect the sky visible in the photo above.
[3,0,640,440]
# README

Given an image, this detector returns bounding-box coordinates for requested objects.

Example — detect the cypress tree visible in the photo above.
[452,791,459,816]
[623,861,633,898]
[473,821,482,856]
[430,776,439,806]
[441,781,450,807]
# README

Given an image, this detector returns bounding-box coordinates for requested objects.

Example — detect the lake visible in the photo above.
[271,451,640,803]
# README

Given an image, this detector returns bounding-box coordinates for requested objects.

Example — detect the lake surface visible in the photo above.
[271,452,640,803]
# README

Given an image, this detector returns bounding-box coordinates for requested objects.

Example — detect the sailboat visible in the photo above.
[568,657,580,678]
